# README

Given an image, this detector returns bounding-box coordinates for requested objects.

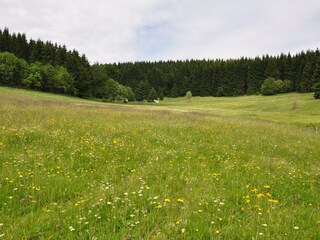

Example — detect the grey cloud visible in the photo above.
[1,0,320,63]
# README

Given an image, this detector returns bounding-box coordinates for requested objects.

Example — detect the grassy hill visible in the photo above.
[160,93,320,127]
[0,87,319,239]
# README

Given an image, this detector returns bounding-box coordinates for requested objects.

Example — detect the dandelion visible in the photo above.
[181,228,186,234]
[216,230,220,234]
[257,193,264,198]
[252,188,258,193]
[156,204,163,209]
[264,185,270,189]
[177,198,184,203]
[164,198,171,203]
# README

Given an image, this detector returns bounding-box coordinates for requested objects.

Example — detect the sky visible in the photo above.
[1,0,320,63]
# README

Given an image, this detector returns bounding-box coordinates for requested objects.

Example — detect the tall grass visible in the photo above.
[0,87,319,239]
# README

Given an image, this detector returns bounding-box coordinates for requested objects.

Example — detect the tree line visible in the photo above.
[1,28,320,100]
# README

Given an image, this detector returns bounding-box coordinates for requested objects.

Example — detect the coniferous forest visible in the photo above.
[1,27,320,100]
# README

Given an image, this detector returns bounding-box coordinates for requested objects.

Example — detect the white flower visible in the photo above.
[294,226,299,230]
[69,226,75,231]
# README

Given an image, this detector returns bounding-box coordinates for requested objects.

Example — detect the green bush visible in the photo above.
[261,77,293,96]
[261,77,280,95]
[313,82,320,99]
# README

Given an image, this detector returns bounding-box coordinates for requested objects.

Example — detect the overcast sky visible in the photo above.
[1,0,320,63]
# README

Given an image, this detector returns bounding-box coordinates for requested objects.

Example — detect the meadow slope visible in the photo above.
[0,87,319,239]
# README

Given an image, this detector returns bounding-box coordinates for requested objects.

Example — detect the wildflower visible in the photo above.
[69,226,75,231]
[256,193,264,198]
[246,199,250,203]
[294,226,299,230]
[252,188,258,193]
[164,198,171,203]
[264,185,270,189]
[262,223,267,227]
[216,230,220,234]
[156,204,163,209]
[268,199,279,203]
[181,228,186,234]
[177,198,184,203]
[245,184,250,188]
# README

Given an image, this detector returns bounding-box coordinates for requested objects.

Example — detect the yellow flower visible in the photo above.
[181,228,186,234]
[252,188,258,193]
[156,204,163,209]
[264,185,270,189]
[216,230,220,234]
[177,198,184,203]
[246,199,251,203]
[256,193,264,198]
[268,199,279,203]
[164,198,171,203]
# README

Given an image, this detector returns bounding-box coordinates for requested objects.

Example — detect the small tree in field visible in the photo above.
[313,82,320,99]
[148,87,158,101]
[185,90,192,99]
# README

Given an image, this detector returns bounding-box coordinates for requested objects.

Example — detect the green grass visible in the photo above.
[160,93,320,127]
[0,87,319,239]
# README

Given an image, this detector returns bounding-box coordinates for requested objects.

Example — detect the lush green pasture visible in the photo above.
[0,87,319,239]
[161,93,320,127]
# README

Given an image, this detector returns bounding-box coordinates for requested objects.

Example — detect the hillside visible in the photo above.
[0,87,319,239]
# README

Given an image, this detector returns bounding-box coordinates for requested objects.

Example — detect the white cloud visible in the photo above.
[1,0,320,63]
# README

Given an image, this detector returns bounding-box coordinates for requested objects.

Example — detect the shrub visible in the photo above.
[185,90,192,99]
[261,77,280,95]
[280,80,293,93]
[261,78,293,95]
[313,82,320,99]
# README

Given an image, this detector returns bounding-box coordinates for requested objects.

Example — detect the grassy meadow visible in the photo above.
[0,87,319,239]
